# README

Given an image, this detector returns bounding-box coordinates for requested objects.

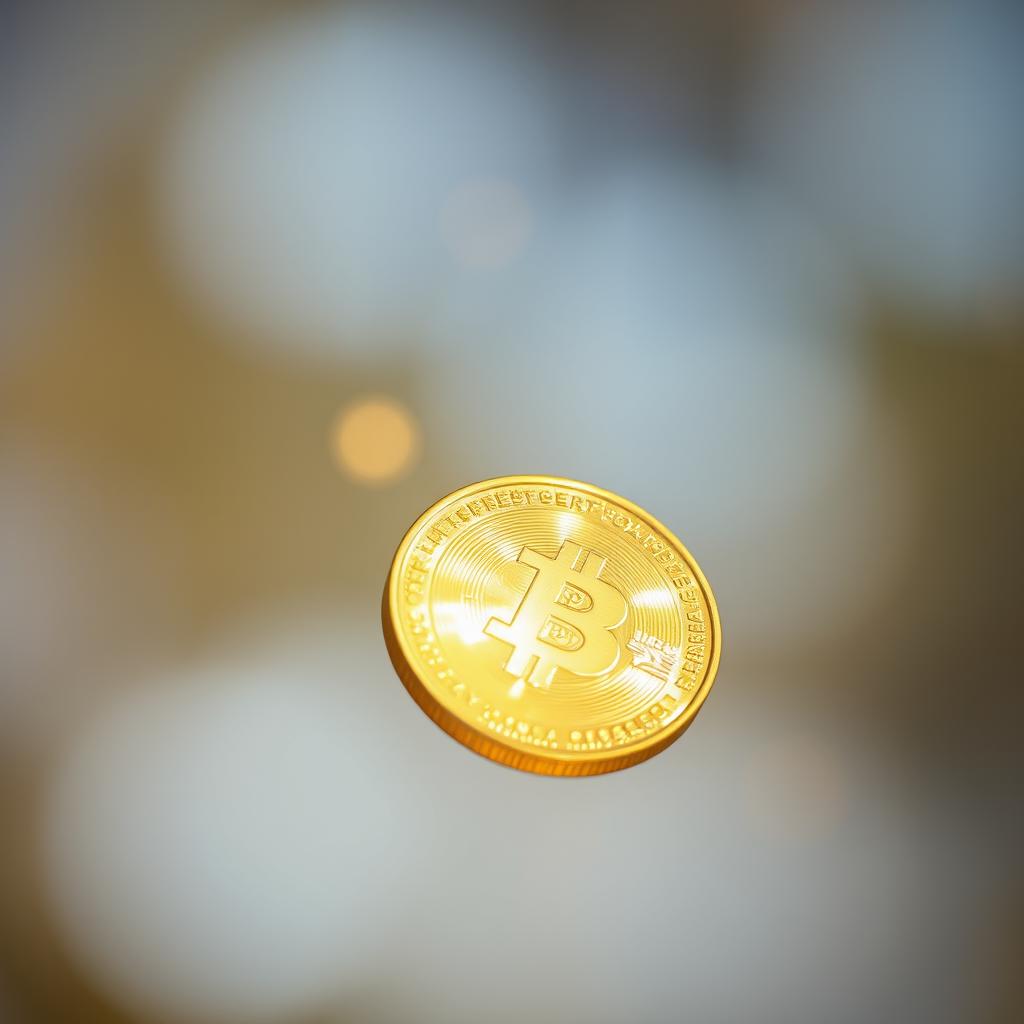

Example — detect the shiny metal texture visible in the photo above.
[384,476,721,775]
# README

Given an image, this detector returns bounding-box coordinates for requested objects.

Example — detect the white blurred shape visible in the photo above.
[436,161,862,531]
[746,0,1024,314]
[40,612,1000,1024]
[440,179,534,270]
[368,682,992,1024]
[430,160,916,654]
[159,5,561,359]
[540,160,855,346]
[42,621,422,1023]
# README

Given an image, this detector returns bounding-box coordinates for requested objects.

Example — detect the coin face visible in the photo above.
[383,476,721,776]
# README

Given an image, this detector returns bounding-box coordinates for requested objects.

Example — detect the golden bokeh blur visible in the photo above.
[331,397,420,485]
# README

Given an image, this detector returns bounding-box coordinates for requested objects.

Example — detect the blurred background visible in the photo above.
[1,1,1022,1021]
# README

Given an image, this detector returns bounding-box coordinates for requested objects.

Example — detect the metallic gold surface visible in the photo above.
[383,476,721,775]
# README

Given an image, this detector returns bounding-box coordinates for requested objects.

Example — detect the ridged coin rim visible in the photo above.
[382,475,721,776]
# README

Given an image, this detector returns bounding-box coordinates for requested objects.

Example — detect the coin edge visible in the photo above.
[382,475,722,777]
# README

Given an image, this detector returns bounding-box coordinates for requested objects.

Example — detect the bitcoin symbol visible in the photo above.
[485,540,627,687]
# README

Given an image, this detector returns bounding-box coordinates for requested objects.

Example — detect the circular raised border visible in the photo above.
[382,475,722,776]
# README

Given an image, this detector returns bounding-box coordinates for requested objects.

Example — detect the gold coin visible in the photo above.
[382,476,721,776]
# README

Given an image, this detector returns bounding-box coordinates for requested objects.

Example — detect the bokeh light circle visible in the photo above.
[41,622,428,1023]
[332,396,419,485]
[158,6,563,360]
